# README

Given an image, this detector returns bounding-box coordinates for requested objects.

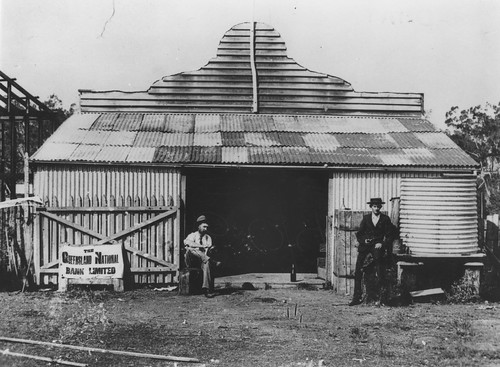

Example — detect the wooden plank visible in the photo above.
[33,212,41,284]
[135,196,143,284]
[94,208,177,245]
[39,212,104,240]
[158,196,166,283]
[260,95,423,105]
[92,195,99,241]
[142,195,149,283]
[41,197,50,282]
[349,212,362,277]
[39,268,59,274]
[116,195,125,271]
[173,195,181,282]
[40,260,59,269]
[410,288,444,298]
[123,245,177,270]
[82,99,252,107]
[260,102,423,110]
[50,197,58,264]
[333,210,340,277]
[0,336,199,363]
[130,266,176,273]
[0,349,87,367]
[149,87,254,95]
[83,195,91,244]
[151,83,253,90]
[150,195,158,283]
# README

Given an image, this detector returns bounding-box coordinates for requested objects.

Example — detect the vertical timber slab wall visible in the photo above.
[327,171,440,294]
[32,165,183,285]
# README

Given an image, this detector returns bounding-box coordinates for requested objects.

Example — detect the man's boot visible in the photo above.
[349,294,363,306]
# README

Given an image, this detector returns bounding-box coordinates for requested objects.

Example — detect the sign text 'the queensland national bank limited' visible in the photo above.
[59,243,124,279]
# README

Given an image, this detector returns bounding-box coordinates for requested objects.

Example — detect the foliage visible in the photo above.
[445,277,481,304]
[445,102,500,170]
[482,172,500,215]
[43,93,75,125]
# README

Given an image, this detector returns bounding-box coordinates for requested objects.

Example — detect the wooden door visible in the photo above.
[333,210,370,294]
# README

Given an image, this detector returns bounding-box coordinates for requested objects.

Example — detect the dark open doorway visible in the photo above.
[185,168,328,275]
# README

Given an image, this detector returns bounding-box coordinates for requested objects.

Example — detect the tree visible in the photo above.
[445,102,500,214]
[445,102,500,171]
[43,94,74,123]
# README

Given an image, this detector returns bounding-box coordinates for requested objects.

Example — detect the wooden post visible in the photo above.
[1,118,5,202]
[173,194,181,282]
[112,278,124,292]
[58,245,68,292]
[397,261,423,292]
[23,153,32,287]
[464,262,483,295]
[33,208,40,285]
[9,114,16,199]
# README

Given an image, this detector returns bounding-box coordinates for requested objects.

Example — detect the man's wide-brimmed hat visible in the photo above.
[367,198,385,206]
[196,215,208,224]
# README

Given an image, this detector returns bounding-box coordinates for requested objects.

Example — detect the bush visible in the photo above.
[445,277,481,304]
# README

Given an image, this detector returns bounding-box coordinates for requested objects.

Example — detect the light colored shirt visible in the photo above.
[184,231,212,249]
[372,213,380,227]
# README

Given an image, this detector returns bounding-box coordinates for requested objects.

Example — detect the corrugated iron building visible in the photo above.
[31,22,479,289]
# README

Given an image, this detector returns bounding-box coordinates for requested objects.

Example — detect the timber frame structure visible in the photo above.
[0,70,57,199]
[0,70,62,289]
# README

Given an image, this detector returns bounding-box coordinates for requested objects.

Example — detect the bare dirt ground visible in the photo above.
[1,287,500,367]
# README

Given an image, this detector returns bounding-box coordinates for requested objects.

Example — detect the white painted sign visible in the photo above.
[59,243,124,279]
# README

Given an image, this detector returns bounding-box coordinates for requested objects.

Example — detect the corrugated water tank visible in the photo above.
[400,178,478,256]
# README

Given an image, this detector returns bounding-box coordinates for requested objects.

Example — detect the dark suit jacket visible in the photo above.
[356,213,395,253]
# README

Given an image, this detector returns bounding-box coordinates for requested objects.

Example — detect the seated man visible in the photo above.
[184,215,219,296]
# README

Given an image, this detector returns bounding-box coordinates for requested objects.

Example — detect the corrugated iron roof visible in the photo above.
[126,147,156,162]
[105,131,137,146]
[140,114,166,131]
[95,146,132,162]
[114,114,143,131]
[415,132,460,149]
[31,112,479,168]
[69,144,101,161]
[221,132,245,146]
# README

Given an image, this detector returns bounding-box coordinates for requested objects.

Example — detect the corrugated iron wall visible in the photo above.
[327,170,441,288]
[33,165,183,206]
[329,171,440,214]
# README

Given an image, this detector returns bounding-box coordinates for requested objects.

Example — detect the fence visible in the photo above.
[0,205,33,290]
[1,194,181,289]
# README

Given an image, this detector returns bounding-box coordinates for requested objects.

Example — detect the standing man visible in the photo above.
[349,198,395,306]
[184,215,219,296]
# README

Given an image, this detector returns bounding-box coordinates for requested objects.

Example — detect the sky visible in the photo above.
[1,0,500,128]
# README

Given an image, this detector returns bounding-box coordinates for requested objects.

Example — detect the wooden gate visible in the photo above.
[333,210,371,295]
[34,194,180,286]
